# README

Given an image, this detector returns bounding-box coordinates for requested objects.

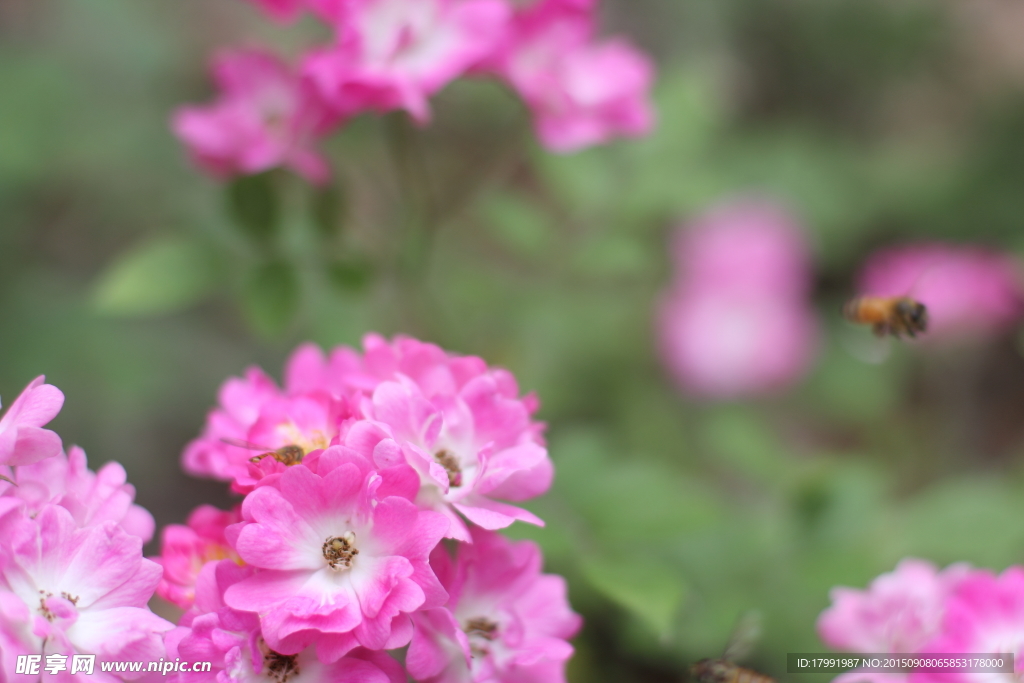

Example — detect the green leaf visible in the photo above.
[581,554,687,638]
[551,430,723,544]
[311,184,346,238]
[899,478,1024,568]
[327,256,374,292]
[92,237,216,316]
[703,409,795,486]
[226,172,280,243]
[570,235,649,277]
[242,260,299,336]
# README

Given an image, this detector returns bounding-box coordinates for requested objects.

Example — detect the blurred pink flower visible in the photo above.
[0,375,64,469]
[0,505,172,679]
[658,290,820,399]
[153,505,242,610]
[671,200,816,298]
[0,445,155,543]
[302,0,510,123]
[172,49,339,184]
[856,243,1024,341]
[165,560,406,683]
[407,528,581,683]
[242,0,306,22]
[818,559,973,654]
[657,199,820,399]
[505,0,595,9]
[910,567,1024,683]
[222,450,449,661]
[832,673,914,683]
[486,0,654,152]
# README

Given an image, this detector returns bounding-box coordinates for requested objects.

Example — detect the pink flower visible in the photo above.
[185,336,551,538]
[292,334,552,540]
[241,0,344,22]
[856,244,1024,341]
[670,200,816,298]
[153,505,242,610]
[486,0,654,152]
[165,560,405,682]
[348,373,550,542]
[818,559,973,655]
[241,0,307,22]
[0,375,64,470]
[657,289,820,399]
[182,366,349,490]
[282,341,373,395]
[0,504,172,679]
[0,588,42,682]
[0,445,155,543]
[514,0,595,9]
[286,335,540,407]
[302,0,510,123]
[656,199,820,399]
[407,528,581,683]
[221,449,449,661]
[271,336,552,541]
[832,674,914,683]
[172,49,339,184]
[910,567,1024,683]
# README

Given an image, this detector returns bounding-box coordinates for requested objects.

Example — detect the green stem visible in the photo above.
[436,108,532,220]
[384,112,438,283]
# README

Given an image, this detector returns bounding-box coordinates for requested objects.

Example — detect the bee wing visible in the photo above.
[839,321,892,364]
[722,611,762,662]
[219,437,270,451]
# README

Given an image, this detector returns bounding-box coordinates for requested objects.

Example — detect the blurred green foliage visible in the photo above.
[5,1,1024,682]
[92,236,219,316]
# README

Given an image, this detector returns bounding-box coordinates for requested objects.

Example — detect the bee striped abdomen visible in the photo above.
[842,297,891,325]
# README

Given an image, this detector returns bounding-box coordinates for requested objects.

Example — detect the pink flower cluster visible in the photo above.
[173,0,654,181]
[155,335,580,683]
[656,198,820,399]
[855,243,1024,342]
[818,558,1024,683]
[0,377,171,681]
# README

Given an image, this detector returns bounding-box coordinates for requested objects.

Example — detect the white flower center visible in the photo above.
[275,422,331,455]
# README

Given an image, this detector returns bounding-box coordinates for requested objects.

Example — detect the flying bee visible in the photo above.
[691,612,774,683]
[220,438,305,466]
[842,296,928,339]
